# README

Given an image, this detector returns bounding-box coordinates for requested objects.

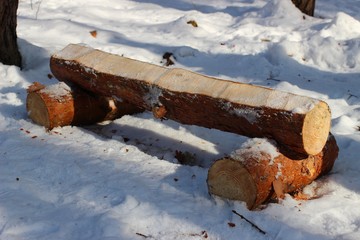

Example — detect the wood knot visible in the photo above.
[152,105,167,119]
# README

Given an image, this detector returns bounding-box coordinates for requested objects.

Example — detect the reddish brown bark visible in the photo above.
[49,44,331,156]
[0,0,21,67]
[207,134,338,209]
[26,82,141,129]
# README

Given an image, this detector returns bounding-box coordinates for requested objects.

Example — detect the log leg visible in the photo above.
[207,134,338,209]
[26,82,142,130]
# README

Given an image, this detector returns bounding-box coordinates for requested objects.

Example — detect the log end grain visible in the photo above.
[26,83,75,129]
[207,158,257,209]
[26,91,52,129]
[302,101,331,155]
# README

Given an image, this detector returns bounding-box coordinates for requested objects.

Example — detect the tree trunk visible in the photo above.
[0,0,21,68]
[49,44,331,156]
[292,0,316,16]
[26,82,142,130]
[207,134,338,210]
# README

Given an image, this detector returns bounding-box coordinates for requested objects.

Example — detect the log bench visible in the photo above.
[26,44,338,209]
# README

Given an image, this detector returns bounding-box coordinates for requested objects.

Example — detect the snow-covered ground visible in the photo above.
[1,0,360,239]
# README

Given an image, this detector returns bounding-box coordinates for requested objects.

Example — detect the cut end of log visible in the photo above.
[207,158,257,209]
[302,101,331,155]
[26,83,75,129]
[27,91,52,129]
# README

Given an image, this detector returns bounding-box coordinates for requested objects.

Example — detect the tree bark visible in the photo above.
[0,0,22,68]
[292,0,316,16]
[26,82,141,130]
[49,44,331,156]
[207,134,338,210]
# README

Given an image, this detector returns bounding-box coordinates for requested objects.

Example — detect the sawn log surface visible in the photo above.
[50,44,331,156]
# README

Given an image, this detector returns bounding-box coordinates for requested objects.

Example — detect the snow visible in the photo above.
[1,0,360,239]
[230,138,279,165]
[39,82,71,99]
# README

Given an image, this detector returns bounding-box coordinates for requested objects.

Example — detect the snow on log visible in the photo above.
[207,134,338,210]
[26,82,141,129]
[50,44,331,156]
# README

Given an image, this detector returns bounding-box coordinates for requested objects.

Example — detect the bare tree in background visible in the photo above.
[292,0,316,16]
[0,0,22,68]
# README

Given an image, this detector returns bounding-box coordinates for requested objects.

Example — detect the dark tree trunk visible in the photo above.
[292,0,316,16]
[0,0,22,68]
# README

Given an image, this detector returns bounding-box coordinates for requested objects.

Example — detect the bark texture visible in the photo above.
[26,82,141,129]
[49,44,332,156]
[207,134,338,210]
[0,0,21,67]
[292,0,316,16]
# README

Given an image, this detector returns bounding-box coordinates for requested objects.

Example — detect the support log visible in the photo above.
[50,44,331,156]
[26,82,141,129]
[207,134,338,210]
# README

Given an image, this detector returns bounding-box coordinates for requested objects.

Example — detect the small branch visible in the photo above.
[0,221,8,235]
[266,77,281,82]
[232,210,266,235]
[347,93,358,100]
[189,230,208,238]
[35,0,43,20]
[136,232,150,238]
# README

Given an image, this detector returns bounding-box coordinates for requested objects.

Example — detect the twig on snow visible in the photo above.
[266,77,281,82]
[136,232,150,238]
[232,210,266,235]
[35,0,43,20]
[347,93,358,100]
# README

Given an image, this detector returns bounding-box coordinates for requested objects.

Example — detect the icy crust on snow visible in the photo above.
[54,44,320,114]
[39,82,71,99]
[230,138,279,165]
